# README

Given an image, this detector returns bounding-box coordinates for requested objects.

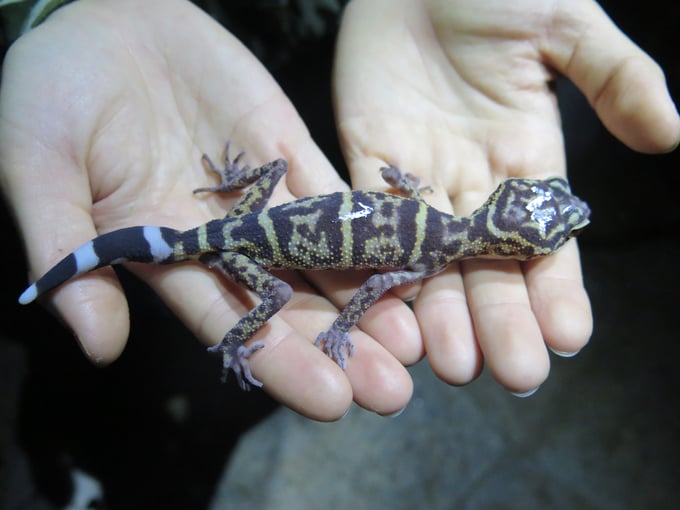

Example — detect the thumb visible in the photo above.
[0,72,130,364]
[4,147,131,364]
[544,0,680,153]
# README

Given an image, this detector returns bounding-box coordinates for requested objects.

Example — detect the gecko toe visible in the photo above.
[315,330,354,369]
[209,342,265,390]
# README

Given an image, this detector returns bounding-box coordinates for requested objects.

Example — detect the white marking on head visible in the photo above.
[74,242,100,272]
[143,226,173,262]
[526,186,556,233]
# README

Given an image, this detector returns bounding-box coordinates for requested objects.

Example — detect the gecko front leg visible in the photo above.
[193,140,253,194]
[380,165,432,200]
[194,141,288,218]
[202,252,292,390]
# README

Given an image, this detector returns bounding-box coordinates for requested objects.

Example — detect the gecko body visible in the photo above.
[19,144,590,389]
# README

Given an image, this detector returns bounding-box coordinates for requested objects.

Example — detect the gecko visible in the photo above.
[18,142,591,390]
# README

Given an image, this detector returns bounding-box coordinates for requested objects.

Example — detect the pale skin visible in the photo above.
[334,0,680,394]
[0,0,677,421]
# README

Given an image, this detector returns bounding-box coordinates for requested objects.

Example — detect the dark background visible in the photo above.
[1,1,678,508]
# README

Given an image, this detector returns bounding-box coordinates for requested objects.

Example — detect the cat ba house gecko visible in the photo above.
[19,143,591,390]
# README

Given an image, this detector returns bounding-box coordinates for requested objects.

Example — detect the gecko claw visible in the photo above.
[193,140,252,194]
[208,342,264,390]
[315,329,355,369]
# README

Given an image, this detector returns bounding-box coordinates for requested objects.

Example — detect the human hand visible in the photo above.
[333,0,680,394]
[0,0,418,420]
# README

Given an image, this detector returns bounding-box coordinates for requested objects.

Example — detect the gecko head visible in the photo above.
[477,177,590,258]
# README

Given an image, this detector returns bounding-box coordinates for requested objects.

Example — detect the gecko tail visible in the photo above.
[18,226,180,305]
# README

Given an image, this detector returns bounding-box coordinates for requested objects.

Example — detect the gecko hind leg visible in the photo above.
[202,252,292,390]
[316,268,436,368]
[210,343,266,390]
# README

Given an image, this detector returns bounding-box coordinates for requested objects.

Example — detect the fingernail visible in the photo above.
[667,136,680,153]
[550,347,580,358]
[379,406,406,418]
[338,406,352,420]
[511,386,540,398]
[72,333,90,357]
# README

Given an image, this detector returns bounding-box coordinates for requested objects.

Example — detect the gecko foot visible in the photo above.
[315,329,355,369]
[380,165,432,198]
[193,140,252,194]
[207,341,264,390]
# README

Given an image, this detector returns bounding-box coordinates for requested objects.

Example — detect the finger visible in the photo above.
[413,265,483,385]
[269,271,415,415]
[2,147,131,364]
[24,204,132,364]
[46,268,131,363]
[524,240,592,356]
[233,317,356,421]
[133,262,350,419]
[342,330,414,415]
[256,324,413,418]
[544,0,680,152]
[0,35,136,362]
[136,263,413,418]
[462,259,550,394]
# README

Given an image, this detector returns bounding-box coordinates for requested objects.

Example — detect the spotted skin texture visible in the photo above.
[19,143,590,390]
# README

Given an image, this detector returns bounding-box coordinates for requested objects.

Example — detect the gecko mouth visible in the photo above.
[570,219,591,237]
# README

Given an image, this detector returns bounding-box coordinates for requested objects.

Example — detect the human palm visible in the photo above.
[1,0,415,420]
[333,0,679,391]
